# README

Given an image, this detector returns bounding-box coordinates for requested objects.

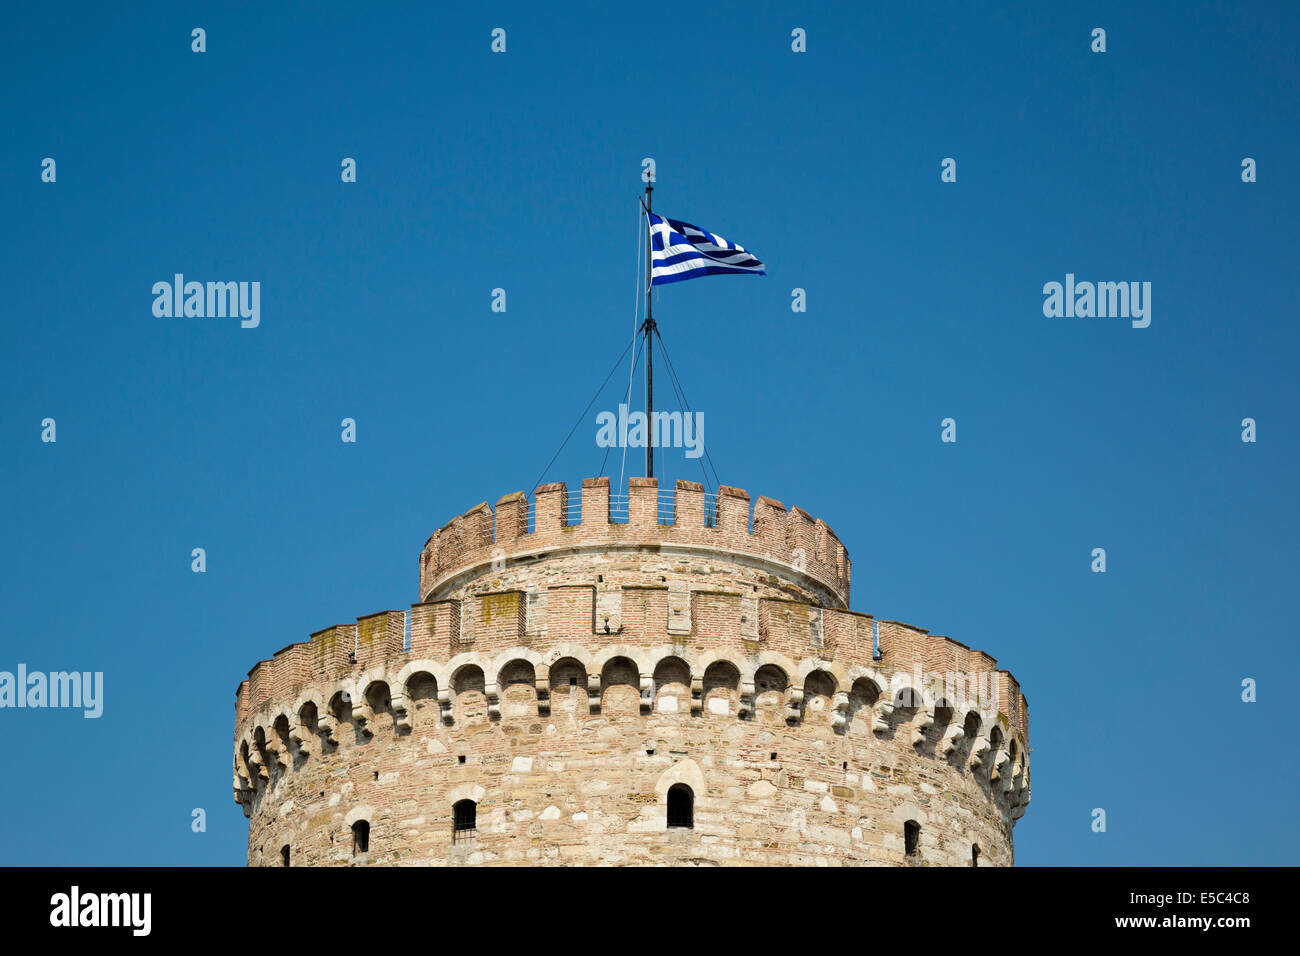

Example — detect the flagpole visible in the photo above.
[642,178,656,479]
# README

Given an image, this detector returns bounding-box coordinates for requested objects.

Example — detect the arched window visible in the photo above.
[280,844,290,867]
[666,783,694,829]
[351,820,370,855]
[453,799,477,842]
[904,820,920,857]
[972,843,980,867]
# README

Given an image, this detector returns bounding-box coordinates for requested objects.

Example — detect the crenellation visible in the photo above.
[310,623,354,677]
[469,591,526,650]
[408,602,436,655]
[416,477,854,610]
[758,597,805,646]
[494,491,527,541]
[823,608,874,662]
[270,643,312,701]
[716,484,750,534]
[996,672,1029,743]
[534,483,568,533]
[921,634,967,675]
[753,495,786,553]
[787,506,817,566]
[581,476,611,524]
[356,611,405,668]
[628,476,658,527]
[464,502,493,547]
[247,659,274,713]
[877,620,930,672]
[673,479,706,528]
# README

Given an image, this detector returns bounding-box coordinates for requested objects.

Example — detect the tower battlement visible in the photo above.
[419,477,851,609]
[234,479,1030,867]
[236,599,1027,744]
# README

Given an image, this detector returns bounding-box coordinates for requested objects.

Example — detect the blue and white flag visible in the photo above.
[647,212,765,285]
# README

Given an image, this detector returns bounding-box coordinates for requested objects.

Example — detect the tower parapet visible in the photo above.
[420,477,851,610]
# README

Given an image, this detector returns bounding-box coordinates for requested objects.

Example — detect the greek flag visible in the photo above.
[648,212,765,285]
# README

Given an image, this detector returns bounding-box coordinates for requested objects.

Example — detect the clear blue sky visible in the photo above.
[2,1,1296,866]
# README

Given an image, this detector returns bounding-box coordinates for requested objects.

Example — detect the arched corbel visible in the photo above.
[830,691,850,733]
[260,729,286,771]
[351,695,375,737]
[316,708,338,745]
[871,697,893,735]
[243,737,267,783]
[389,688,411,732]
[288,712,312,758]
[991,747,1013,785]
[939,721,965,758]
[535,665,551,717]
[737,678,756,720]
[1011,755,1029,795]
[785,686,804,723]
[911,708,934,751]
[233,765,252,810]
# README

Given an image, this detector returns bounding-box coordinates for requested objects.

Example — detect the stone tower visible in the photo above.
[233,476,1030,865]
